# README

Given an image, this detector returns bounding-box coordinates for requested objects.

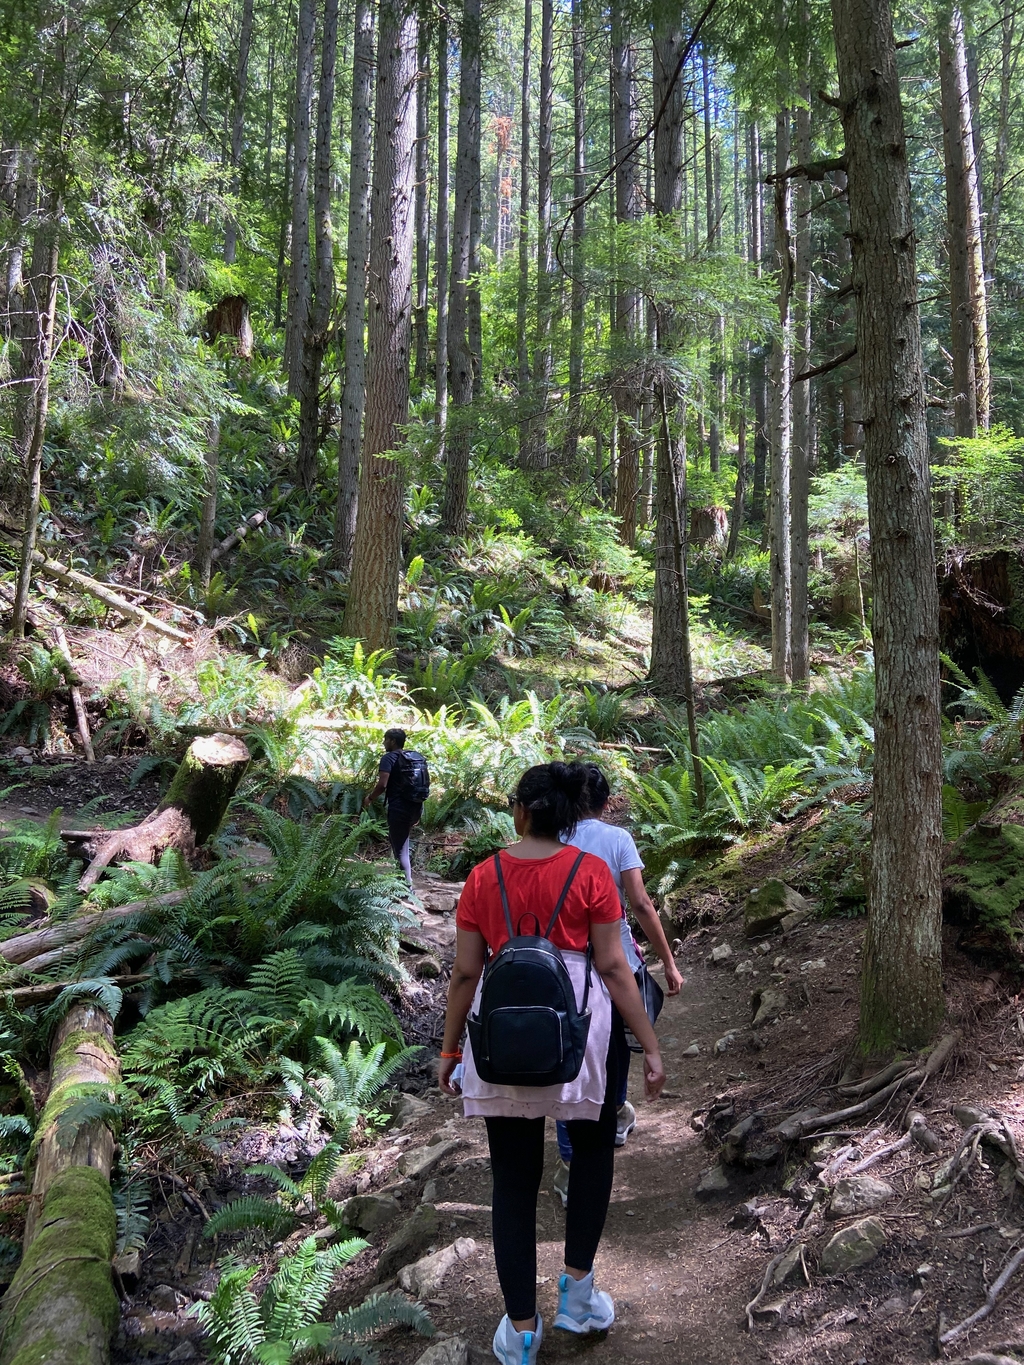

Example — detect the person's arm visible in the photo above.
[439,927,487,1094]
[621,867,684,995]
[590,919,665,1101]
[362,768,390,809]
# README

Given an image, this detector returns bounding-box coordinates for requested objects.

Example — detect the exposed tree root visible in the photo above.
[745,1247,791,1331]
[939,1247,1024,1349]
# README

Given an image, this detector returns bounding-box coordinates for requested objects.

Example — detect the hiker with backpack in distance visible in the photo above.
[362,728,430,890]
[552,763,683,1205]
[438,761,665,1365]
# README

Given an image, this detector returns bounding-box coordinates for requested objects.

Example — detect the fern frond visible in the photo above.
[203,1196,295,1240]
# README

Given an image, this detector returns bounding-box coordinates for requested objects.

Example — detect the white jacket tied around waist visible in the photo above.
[461,950,612,1121]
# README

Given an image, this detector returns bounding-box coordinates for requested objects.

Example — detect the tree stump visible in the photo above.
[78,734,250,891]
[203,294,254,358]
[0,1003,121,1365]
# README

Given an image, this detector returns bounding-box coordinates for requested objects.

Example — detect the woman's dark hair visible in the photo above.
[582,764,611,814]
[513,761,589,839]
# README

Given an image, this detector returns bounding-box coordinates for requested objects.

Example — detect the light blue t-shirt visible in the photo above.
[564,818,645,969]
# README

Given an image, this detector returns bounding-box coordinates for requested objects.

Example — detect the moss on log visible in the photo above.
[0,1166,118,1365]
[78,733,250,891]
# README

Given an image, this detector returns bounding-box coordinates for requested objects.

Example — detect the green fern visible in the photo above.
[203,1196,297,1241]
[328,1292,436,1363]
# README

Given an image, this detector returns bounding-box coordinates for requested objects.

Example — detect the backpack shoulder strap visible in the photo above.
[492,854,515,941]
[544,851,587,938]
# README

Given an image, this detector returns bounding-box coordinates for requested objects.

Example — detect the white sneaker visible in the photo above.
[553,1270,615,1334]
[492,1312,543,1365]
[553,1157,569,1208]
[615,1101,636,1147]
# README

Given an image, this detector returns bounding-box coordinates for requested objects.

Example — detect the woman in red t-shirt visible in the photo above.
[439,762,665,1365]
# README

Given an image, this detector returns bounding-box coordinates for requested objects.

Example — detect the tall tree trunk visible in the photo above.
[748,119,768,522]
[11,211,60,640]
[224,0,255,263]
[702,47,724,476]
[790,92,812,683]
[727,378,747,558]
[333,0,375,573]
[769,107,793,684]
[341,0,418,648]
[297,0,339,491]
[192,419,221,590]
[441,0,481,533]
[564,0,586,467]
[526,0,554,468]
[832,0,944,1051]
[285,0,315,393]
[414,22,431,385]
[515,0,533,465]
[468,148,483,399]
[939,6,990,436]
[649,2,690,694]
[434,19,450,450]
[612,0,640,545]
[986,3,1016,281]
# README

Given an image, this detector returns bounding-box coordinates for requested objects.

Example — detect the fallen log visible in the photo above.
[0,534,191,644]
[78,734,250,892]
[0,1002,120,1365]
[209,509,268,563]
[0,890,187,967]
[51,626,95,763]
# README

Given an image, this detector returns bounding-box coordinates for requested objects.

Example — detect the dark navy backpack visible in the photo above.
[391,750,430,803]
[468,852,592,1088]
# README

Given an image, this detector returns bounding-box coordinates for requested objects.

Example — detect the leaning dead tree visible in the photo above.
[74,734,250,891]
[0,1002,120,1365]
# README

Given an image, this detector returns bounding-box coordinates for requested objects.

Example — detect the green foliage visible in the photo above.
[932,427,1024,548]
[280,1037,420,1145]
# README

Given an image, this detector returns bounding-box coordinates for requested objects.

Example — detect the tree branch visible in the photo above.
[791,346,857,386]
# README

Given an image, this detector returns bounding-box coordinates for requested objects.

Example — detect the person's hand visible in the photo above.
[362,794,372,811]
[438,1055,462,1096]
[664,961,684,995]
[642,1048,665,1102]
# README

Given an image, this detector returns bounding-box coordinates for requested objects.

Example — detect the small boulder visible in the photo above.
[398,1237,477,1297]
[744,881,811,937]
[394,1094,434,1127]
[414,1340,469,1365]
[735,960,756,976]
[682,1043,700,1057]
[819,1217,887,1275]
[827,1176,895,1220]
[399,1139,461,1179]
[343,1193,402,1233]
[751,987,789,1027]
[376,1203,440,1281]
[150,1284,187,1313]
[772,1243,808,1287]
[714,1032,735,1054]
[695,1165,731,1197]
[710,942,734,964]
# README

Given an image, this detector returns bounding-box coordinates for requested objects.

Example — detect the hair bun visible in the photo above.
[549,761,586,798]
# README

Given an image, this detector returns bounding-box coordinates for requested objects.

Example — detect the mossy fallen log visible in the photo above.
[943,783,1024,964]
[0,1003,120,1365]
[78,733,250,891]
[0,890,187,968]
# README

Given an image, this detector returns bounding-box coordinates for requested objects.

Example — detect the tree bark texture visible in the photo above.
[285,0,315,395]
[769,108,793,684]
[342,0,418,648]
[939,6,990,436]
[832,0,945,1051]
[434,20,450,450]
[191,418,221,589]
[78,734,250,891]
[223,0,255,264]
[0,1004,120,1365]
[515,0,532,466]
[441,0,481,532]
[12,209,60,640]
[564,0,586,467]
[526,0,554,468]
[985,4,1015,280]
[790,95,813,683]
[333,0,376,574]
[612,1,640,545]
[297,0,339,491]
[414,22,430,384]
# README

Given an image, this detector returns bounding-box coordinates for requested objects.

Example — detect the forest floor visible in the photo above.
[4,755,1021,1365]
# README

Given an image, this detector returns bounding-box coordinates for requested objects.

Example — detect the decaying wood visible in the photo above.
[209,509,268,562]
[78,734,249,891]
[51,626,95,763]
[2,974,149,1006]
[939,1246,1024,1348]
[0,890,187,966]
[844,1129,912,1175]
[0,1003,121,1365]
[0,533,191,643]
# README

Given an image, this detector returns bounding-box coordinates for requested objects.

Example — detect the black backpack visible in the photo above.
[467,852,592,1088]
[391,750,430,803]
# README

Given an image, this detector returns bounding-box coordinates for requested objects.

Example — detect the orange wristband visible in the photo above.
[440,1051,463,1060]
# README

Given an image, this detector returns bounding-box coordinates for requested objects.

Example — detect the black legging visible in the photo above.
[484,1041,618,1321]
